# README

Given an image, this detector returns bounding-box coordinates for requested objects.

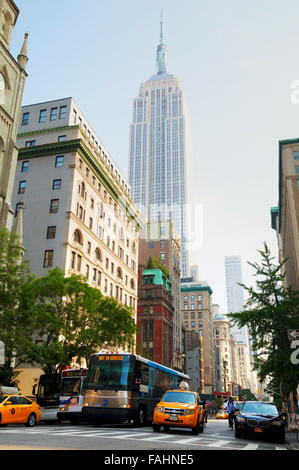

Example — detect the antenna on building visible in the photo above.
[160,9,164,44]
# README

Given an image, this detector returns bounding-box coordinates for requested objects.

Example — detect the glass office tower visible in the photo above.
[128,22,190,276]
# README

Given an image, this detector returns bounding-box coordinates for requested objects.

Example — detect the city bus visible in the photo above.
[33,373,61,421]
[82,353,190,426]
[33,368,88,422]
[57,368,88,424]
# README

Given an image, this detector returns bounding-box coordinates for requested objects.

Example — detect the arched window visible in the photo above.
[130,278,135,290]
[117,267,123,279]
[81,182,85,198]
[74,229,82,244]
[95,248,102,262]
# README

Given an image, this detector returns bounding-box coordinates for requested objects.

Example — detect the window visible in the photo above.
[184,304,188,310]
[58,135,66,142]
[50,199,59,213]
[184,296,188,302]
[297,180,299,190]
[198,303,202,309]
[198,295,202,301]
[43,250,54,268]
[25,140,36,147]
[191,321,195,328]
[21,161,29,172]
[46,226,56,239]
[87,242,91,254]
[160,252,165,262]
[191,304,195,310]
[71,251,76,269]
[296,167,299,175]
[191,295,195,302]
[74,229,82,244]
[18,181,26,194]
[198,321,202,328]
[89,217,93,230]
[55,156,64,167]
[52,179,61,190]
[39,109,47,123]
[21,112,29,125]
[293,151,299,160]
[50,107,58,121]
[77,255,82,272]
[59,105,67,119]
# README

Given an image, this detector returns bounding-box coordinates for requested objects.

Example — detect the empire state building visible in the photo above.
[128,21,191,276]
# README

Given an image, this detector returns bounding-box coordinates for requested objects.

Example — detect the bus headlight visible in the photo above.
[121,404,131,408]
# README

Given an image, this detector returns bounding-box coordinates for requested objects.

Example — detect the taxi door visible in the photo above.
[18,396,33,423]
[2,396,22,423]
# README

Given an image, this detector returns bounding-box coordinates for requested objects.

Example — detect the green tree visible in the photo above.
[25,267,138,373]
[0,229,35,386]
[228,243,299,401]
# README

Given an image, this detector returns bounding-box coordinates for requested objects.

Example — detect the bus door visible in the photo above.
[149,366,157,416]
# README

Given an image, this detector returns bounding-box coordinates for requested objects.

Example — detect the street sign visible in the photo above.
[0,341,4,365]
[288,330,299,340]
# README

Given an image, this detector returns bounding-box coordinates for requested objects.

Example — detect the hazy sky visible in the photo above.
[12,0,299,311]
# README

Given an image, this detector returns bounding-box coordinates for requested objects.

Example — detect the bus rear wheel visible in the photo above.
[134,406,146,426]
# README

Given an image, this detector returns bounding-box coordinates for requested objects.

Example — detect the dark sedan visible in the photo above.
[234,401,285,444]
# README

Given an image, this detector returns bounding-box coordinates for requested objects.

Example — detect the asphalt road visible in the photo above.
[0,417,288,452]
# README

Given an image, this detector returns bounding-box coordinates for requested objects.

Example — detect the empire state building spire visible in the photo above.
[155,11,168,75]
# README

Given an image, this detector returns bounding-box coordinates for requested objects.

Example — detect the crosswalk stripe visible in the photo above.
[174,437,205,444]
[205,440,230,448]
[243,443,260,450]
[140,434,176,441]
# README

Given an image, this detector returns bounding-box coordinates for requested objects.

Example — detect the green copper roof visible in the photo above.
[142,269,171,292]
[180,285,213,295]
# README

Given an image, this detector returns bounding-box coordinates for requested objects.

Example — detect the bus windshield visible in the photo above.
[37,375,60,405]
[61,378,82,396]
[85,357,134,390]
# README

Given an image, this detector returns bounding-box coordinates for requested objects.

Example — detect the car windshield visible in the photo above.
[0,396,8,404]
[241,402,279,417]
[162,392,196,404]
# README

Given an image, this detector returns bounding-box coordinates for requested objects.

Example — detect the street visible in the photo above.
[0,417,288,451]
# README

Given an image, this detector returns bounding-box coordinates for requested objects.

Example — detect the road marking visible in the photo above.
[205,440,230,448]
[174,437,205,444]
[243,443,260,450]
[140,434,177,441]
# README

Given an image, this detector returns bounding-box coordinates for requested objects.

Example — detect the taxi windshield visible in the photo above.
[162,392,196,404]
[0,396,8,404]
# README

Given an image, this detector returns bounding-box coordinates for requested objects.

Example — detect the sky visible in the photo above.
[11,0,299,311]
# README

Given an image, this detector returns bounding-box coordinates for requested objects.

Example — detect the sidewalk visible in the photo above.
[286,432,299,450]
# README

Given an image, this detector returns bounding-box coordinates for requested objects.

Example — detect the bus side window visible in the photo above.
[141,364,149,385]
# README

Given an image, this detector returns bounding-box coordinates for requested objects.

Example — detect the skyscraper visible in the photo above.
[224,256,250,348]
[128,17,190,276]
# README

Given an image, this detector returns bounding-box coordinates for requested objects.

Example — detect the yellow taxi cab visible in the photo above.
[0,394,41,427]
[153,389,205,434]
[216,409,229,419]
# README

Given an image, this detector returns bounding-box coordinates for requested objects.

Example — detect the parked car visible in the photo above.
[216,409,229,419]
[234,401,285,444]
[0,394,41,427]
[153,389,205,434]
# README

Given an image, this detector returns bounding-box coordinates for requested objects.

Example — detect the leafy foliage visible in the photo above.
[228,243,299,399]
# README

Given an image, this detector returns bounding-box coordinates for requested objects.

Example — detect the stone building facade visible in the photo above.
[0,0,28,230]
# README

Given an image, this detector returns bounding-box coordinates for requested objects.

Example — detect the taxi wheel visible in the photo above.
[192,418,200,435]
[26,413,36,427]
[0,413,7,426]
